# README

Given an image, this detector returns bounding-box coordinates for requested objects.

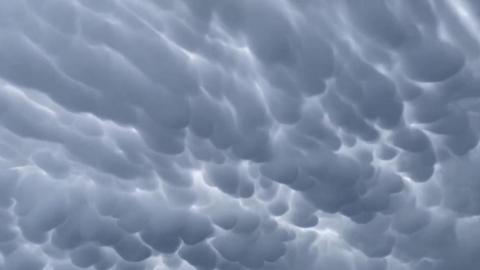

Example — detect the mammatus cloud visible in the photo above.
[1,0,480,269]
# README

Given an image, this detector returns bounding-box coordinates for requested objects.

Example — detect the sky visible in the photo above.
[1,0,480,269]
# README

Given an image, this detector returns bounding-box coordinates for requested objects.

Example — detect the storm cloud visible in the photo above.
[0,0,480,269]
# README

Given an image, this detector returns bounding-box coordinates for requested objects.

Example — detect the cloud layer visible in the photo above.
[1,0,480,269]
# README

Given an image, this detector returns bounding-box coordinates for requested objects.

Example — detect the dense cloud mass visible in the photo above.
[1,0,480,269]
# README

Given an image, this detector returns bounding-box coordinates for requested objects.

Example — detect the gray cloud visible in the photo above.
[0,0,480,269]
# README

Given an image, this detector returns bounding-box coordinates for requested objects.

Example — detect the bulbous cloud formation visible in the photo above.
[1,0,480,269]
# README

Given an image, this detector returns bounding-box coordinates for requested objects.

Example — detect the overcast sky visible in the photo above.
[1,0,480,269]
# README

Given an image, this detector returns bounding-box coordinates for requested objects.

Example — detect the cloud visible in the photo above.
[0,0,479,269]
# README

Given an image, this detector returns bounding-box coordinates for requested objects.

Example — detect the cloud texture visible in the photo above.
[1,0,480,269]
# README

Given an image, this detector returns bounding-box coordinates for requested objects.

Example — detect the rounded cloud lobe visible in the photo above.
[0,0,480,269]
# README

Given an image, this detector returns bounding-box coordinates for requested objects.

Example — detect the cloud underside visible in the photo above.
[1,0,480,269]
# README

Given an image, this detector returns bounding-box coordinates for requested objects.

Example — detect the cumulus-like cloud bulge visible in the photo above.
[1,0,480,269]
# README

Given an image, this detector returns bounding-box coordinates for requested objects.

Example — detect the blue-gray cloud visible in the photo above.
[0,0,479,269]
